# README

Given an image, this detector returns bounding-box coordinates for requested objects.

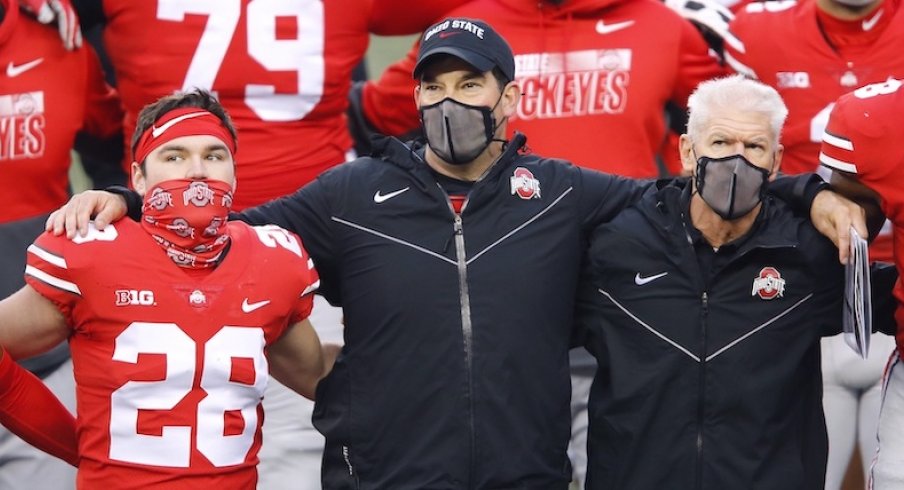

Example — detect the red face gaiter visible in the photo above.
[141,179,234,269]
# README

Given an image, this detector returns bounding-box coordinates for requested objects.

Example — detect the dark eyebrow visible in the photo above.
[206,144,229,153]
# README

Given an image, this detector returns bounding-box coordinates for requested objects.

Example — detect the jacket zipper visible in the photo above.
[696,291,708,490]
[453,213,476,488]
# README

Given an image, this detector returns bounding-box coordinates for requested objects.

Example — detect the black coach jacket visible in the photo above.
[238,134,650,489]
[581,179,843,490]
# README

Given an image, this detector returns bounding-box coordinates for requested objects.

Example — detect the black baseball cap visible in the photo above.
[413,18,516,82]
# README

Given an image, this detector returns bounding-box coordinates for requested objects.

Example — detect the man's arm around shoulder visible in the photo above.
[268,319,338,401]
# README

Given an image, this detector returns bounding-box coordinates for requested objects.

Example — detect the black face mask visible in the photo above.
[420,95,504,165]
[695,154,771,220]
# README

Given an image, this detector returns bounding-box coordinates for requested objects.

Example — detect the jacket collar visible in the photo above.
[371,132,529,190]
[645,179,801,254]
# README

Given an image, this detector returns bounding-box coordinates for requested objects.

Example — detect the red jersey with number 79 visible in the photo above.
[24,219,317,488]
[97,0,468,209]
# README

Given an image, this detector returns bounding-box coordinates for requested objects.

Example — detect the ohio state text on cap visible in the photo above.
[413,18,516,82]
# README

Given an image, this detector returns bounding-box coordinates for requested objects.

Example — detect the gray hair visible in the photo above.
[686,75,788,146]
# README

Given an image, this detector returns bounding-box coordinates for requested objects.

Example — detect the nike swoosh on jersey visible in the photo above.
[374,187,410,203]
[634,272,668,286]
[862,9,883,31]
[242,298,271,313]
[595,19,635,35]
[6,58,44,78]
[151,111,208,138]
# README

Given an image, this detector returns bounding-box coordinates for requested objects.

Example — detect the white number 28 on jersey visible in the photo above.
[109,322,267,467]
[157,0,324,122]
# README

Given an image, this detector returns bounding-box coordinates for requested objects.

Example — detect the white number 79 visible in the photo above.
[157,0,325,122]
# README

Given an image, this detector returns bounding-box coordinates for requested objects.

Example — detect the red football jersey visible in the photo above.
[726,0,904,175]
[362,0,726,177]
[25,220,318,488]
[818,78,904,351]
[97,0,468,210]
[0,4,120,223]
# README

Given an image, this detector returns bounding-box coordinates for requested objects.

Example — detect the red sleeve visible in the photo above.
[361,41,422,136]
[369,0,470,35]
[672,19,727,106]
[289,235,319,325]
[818,99,857,175]
[0,348,78,467]
[80,45,123,139]
[819,81,904,179]
[724,8,763,79]
[24,232,80,321]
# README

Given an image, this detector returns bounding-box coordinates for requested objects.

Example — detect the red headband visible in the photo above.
[133,108,236,164]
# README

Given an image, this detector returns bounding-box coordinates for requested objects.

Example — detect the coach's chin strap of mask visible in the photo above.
[141,179,233,269]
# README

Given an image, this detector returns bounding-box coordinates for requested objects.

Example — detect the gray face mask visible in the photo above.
[695,154,770,220]
[420,97,501,165]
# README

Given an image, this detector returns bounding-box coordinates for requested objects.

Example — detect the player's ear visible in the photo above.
[769,145,784,181]
[679,134,696,176]
[131,161,146,195]
[499,80,520,119]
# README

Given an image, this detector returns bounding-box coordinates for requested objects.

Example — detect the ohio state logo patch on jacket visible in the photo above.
[510,167,541,200]
[752,267,785,300]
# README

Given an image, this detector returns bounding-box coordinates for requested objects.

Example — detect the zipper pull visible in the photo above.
[443,215,464,253]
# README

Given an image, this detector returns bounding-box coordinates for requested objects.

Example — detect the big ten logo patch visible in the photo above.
[115,289,156,306]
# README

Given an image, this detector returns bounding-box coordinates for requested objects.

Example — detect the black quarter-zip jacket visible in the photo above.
[581,180,844,490]
[238,134,650,489]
